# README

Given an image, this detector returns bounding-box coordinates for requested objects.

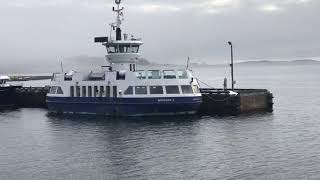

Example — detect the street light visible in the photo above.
[228,41,234,90]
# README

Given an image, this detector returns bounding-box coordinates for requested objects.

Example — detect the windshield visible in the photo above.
[107,45,139,53]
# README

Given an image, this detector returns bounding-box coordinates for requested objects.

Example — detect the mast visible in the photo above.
[113,0,124,41]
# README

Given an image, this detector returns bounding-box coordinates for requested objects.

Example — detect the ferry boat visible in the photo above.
[0,76,19,109]
[46,0,202,116]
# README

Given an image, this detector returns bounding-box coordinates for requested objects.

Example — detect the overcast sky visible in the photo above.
[0,0,320,72]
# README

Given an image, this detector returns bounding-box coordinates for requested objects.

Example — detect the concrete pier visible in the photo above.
[199,88,273,115]
[15,87,49,108]
[12,87,273,115]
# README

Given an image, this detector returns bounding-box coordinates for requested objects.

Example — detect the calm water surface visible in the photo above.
[1,64,320,179]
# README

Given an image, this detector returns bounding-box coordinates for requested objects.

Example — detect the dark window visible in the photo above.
[150,86,163,94]
[116,71,126,80]
[163,70,176,79]
[57,87,63,94]
[106,86,110,97]
[119,45,125,53]
[64,73,72,81]
[113,86,117,98]
[165,86,180,94]
[124,86,133,95]
[82,86,86,97]
[135,86,147,95]
[70,86,74,97]
[100,86,104,97]
[76,86,81,97]
[94,86,98,97]
[88,86,92,97]
[181,85,193,94]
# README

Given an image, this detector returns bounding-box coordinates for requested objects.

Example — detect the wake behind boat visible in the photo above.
[46,0,202,116]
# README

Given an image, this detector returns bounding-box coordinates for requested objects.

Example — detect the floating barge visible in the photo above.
[11,87,273,116]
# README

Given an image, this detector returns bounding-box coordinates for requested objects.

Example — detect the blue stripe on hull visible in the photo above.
[47,96,202,116]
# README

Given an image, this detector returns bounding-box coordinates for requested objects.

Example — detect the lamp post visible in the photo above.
[228,41,234,90]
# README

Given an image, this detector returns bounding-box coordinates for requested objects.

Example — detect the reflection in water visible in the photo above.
[1,64,320,179]
[43,113,274,179]
[45,114,204,179]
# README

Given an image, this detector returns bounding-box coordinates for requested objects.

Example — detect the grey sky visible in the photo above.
[0,0,319,72]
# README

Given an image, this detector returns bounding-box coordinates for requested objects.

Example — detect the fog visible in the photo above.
[0,0,319,73]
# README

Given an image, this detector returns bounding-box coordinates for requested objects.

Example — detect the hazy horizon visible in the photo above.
[1,0,320,73]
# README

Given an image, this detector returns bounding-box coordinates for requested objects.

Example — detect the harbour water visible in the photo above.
[1,63,320,179]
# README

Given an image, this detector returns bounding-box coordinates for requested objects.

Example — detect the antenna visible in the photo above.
[186,56,190,70]
[60,61,64,73]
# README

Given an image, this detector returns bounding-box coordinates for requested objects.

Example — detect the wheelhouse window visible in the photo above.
[135,86,147,95]
[163,70,176,79]
[165,86,180,94]
[119,45,127,53]
[107,46,117,53]
[150,86,163,94]
[107,45,139,53]
[181,85,193,94]
[124,86,133,95]
[128,45,139,53]
[136,70,146,79]
[147,70,161,79]
[177,70,188,79]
